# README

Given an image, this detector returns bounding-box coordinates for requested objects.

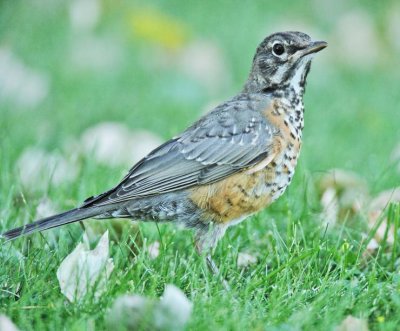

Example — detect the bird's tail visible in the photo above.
[1,207,101,241]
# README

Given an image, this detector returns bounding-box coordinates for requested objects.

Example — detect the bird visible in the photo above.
[2,31,326,274]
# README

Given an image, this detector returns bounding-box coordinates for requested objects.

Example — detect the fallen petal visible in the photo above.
[333,10,380,69]
[17,148,79,192]
[335,315,368,331]
[368,188,400,246]
[80,123,163,167]
[80,122,132,167]
[69,0,101,31]
[35,198,58,219]
[317,169,369,225]
[366,237,379,252]
[318,169,368,193]
[369,188,400,212]
[147,241,160,260]
[70,36,123,71]
[0,47,49,109]
[106,285,192,331]
[320,187,339,227]
[154,284,193,331]
[56,231,114,302]
[179,40,229,92]
[0,315,20,331]
[106,294,155,330]
[237,252,257,268]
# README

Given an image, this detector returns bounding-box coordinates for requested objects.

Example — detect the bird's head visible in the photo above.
[244,31,327,94]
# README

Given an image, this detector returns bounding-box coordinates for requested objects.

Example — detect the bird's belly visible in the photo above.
[189,144,300,224]
[189,173,270,224]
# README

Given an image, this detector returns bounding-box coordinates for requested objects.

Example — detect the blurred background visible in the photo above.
[1,1,400,329]
[0,0,399,221]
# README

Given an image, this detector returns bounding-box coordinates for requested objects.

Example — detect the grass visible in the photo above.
[1,0,400,330]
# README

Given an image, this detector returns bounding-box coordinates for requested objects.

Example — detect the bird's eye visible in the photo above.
[272,43,285,56]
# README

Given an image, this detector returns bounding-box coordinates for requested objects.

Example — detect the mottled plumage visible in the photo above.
[2,32,327,265]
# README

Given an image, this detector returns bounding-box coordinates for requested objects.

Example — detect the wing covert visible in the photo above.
[91,95,277,206]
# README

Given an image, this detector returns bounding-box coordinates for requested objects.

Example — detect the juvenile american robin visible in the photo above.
[2,31,327,273]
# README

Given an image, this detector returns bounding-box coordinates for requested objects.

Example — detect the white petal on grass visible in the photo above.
[318,169,369,226]
[0,315,20,331]
[33,198,63,248]
[369,188,400,212]
[81,122,132,167]
[154,285,193,331]
[106,294,155,330]
[106,285,192,331]
[320,187,339,228]
[237,252,257,268]
[0,47,49,109]
[70,36,123,71]
[69,0,101,31]
[80,122,163,167]
[368,210,395,246]
[35,198,58,219]
[179,40,229,92]
[367,188,400,246]
[333,10,380,68]
[335,315,369,331]
[17,147,79,191]
[366,237,379,252]
[57,231,114,302]
[147,241,160,259]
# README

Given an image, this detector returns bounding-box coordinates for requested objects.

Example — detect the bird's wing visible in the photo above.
[86,95,278,206]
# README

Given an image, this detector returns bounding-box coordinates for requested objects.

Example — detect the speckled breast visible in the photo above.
[262,140,301,203]
[262,96,304,202]
[189,97,304,225]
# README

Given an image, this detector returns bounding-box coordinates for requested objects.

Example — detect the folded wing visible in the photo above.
[85,95,277,206]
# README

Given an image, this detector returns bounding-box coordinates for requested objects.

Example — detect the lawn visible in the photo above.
[1,0,400,330]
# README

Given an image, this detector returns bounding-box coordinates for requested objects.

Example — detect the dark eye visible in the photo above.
[272,43,285,56]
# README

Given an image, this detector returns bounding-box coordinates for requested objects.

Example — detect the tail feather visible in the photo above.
[1,207,101,241]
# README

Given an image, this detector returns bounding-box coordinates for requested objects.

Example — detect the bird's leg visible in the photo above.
[195,224,230,290]
[206,254,220,275]
[206,253,230,291]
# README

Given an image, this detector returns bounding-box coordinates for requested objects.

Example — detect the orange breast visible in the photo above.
[189,168,276,223]
[189,99,302,225]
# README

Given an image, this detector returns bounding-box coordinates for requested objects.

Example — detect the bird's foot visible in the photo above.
[206,254,230,291]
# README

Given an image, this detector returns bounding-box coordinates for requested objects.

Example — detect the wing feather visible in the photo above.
[87,94,277,206]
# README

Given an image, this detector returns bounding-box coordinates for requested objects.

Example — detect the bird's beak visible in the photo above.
[300,40,328,57]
